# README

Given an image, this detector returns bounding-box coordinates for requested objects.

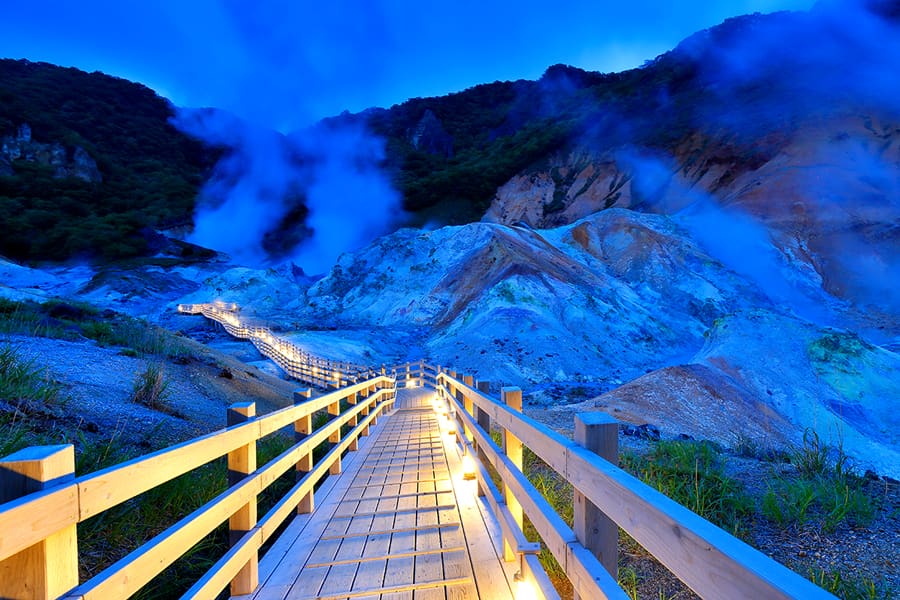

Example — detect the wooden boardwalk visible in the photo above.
[245,388,515,600]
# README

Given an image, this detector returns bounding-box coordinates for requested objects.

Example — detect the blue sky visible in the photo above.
[0,0,815,130]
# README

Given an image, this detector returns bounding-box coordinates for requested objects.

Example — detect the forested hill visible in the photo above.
[328,46,708,224]
[0,59,212,261]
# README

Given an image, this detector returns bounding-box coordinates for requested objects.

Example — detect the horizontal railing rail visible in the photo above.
[0,374,396,599]
[434,371,837,600]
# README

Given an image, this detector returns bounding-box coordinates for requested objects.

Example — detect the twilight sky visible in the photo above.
[0,0,815,130]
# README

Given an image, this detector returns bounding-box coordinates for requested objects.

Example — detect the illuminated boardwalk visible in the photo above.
[246,388,516,600]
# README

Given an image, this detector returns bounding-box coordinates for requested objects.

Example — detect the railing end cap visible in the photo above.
[575,412,618,426]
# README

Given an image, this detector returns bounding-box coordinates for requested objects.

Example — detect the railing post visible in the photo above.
[462,374,475,442]
[227,402,258,595]
[347,391,359,451]
[454,379,465,448]
[573,413,619,586]
[0,445,78,599]
[369,382,379,426]
[501,387,523,562]
[294,389,314,514]
[475,380,491,498]
[328,396,341,475]
[359,386,371,436]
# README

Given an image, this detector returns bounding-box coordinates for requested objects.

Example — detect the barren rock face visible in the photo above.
[0,122,102,182]
[483,113,900,332]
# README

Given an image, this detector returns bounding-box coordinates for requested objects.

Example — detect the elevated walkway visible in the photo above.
[0,303,839,600]
[249,388,515,599]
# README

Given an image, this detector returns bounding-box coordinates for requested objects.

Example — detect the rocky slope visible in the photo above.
[275,207,900,477]
[483,115,900,339]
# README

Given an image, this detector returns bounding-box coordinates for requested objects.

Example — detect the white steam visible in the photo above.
[173,108,402,273]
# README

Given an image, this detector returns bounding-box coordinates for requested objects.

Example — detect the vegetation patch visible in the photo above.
[0,298,191,359]
[808,567,891,600]
[0,59,212,262]
[762,429,875,533]
[0,343,61,416]
[621,439,753,537]
[129,362,171,411]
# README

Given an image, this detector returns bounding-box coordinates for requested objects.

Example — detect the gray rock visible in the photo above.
[409,109,453,157]
[0,123,102,182]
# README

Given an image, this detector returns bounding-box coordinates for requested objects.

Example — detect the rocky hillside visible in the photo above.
[331,4,899,330]
[276,206,898,477]
[0,59,213,261]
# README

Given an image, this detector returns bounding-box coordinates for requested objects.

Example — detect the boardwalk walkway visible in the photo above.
[245,388,516,600]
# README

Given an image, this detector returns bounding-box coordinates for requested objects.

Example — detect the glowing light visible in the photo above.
[514,572,538,600]
[462,452,476,480]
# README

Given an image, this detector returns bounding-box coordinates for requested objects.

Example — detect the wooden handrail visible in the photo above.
[435,372,836,600]
[0,373,396,599]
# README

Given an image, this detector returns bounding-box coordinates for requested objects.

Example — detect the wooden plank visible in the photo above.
[319,522,460,541]
[412,479,445,600]
[573,412,618,589]
[565,446,837,599]
[257,402,390,543]
[0,484,79,564]
[294,577,472,600]
[227,403,259,596]
[346,477,449,490]
[77,389,388,520]
[380,438,420,600]
[256,415,388,596]
[443,374,835,600]
[159,403,390,600]
[75,421,258,520]
[450,390,575,562]
[182,527,263,600]
[307,546,465,569]
[348,509,392,597]
[501,387,523,562]
[337,491,452,504]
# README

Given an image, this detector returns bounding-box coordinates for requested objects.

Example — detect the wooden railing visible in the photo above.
[433,370,837,600]
[178,302,374,388]
[0,374,395,599]
[179,302,440,392]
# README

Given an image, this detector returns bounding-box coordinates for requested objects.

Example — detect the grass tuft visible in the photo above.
[621,440,753,537]
[129,362,171,411]
[762,428,875,533]
[808,567,891,600]
[0,343,61,415]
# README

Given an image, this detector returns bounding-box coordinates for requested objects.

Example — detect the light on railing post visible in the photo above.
[462,451,476,480]
[514,570,538,600]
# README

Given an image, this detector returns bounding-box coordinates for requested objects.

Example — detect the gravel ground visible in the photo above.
[1,332,299,449]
